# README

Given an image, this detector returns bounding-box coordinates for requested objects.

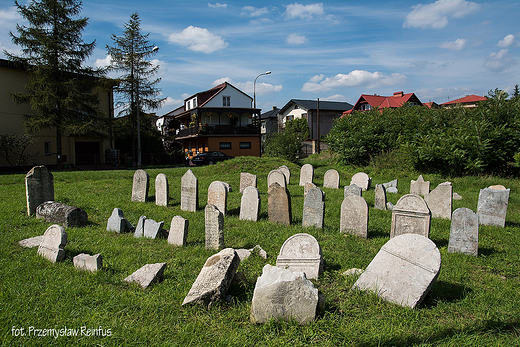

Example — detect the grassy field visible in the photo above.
[1,156,519,346]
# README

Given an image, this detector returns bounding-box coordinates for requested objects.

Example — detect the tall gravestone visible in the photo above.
[168,216,189,246]
[448,207,479,256]
[340,195,369,238]
[205,204,224,250]
[276,233,323,279]
[131,169,150,202]
[302,187,325,229]
[390,194,431,238]
[374,184,387,210]
[350,172,370,191]
[344,184,362,199]
[240,172,257,193]
[410,175,430,196]
[240,186,261,222]
[267,169,286,189]
[300,164,314,186]
[25,165,54,216]
[268,183,291,225]
[323,169,340,189]
[424,182,452,219]
[278,165,290,185]
[208,181,228,215]
[37,224,67,263]
[477,187,510,227]
[181,169,198,212]
[155,173,169,206]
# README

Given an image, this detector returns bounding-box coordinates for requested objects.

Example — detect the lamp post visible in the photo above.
[253,71,271,109]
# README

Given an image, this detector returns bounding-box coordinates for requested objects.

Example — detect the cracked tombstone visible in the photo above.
[477,187,510,227]
[410,175,430,196]
[239,186,261,222]
[276,233,323,279]
[448,207,479,256]
[424,182,452,219]
[167,216,189,246]
[37,224,67,263]
[268,182,291,226]
[124,263,167,288]
[374,184,387,210]
[205,204,224,250]
[299,164,314,186]
[390,194,431,239]
[155,173,169,206]
[302,187,325,229]
[181,169,198,212]
[323,169,340,189]
[131,169,150,202]
[208,181,228,215]
[25,165,54,216]
[340,195,369,238]
[73,253,103,272]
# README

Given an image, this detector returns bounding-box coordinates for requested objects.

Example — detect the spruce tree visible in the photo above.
[4,0,108,170]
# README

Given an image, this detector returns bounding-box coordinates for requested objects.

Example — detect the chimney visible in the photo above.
[273,106,277,110]
[393,91,404,97]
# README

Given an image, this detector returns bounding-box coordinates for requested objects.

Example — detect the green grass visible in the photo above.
[1,156,519,346]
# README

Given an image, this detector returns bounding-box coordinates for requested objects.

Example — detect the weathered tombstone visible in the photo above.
[374,184,387,210]
[278,165,290,185]
[267,169,286,189]
[207,181,228,215]
[302,187,325,229]
[155,173,169,206]
[410,175,430,196]
[387,202,394,210]
[383,179,398,189]
[134,216,146,238]
[106,208,133,233]
[239,186,261,222]
[218,181,232,192]
[276,233,323,279]
[424,182,452,219]
[390,194,431,239]
[340,195,369,238]
[36,201,88,228]
[124,263,167,288]
[182,248,240,307]
[387,187,399,194]
[350,172,370,191]
[181,169,198,212]
[240,172,257,193]
[344,184,362,199]
[489,185,506,190]
[304,182,317,198]
[299,164,314,186]
[25,165,54,216]
[167,216,189,246]
[268,182,291,225]
[205,204,224,250]
[448,207,479,256]
[352,234,441,308]
[37,224,67,263]
[19,235,44,248]
[250,264,320,325]
[477,187,510,227]
[133,216,165,239]
[73,253,102,272]
[323,169,340,189]
[131,169,150,202]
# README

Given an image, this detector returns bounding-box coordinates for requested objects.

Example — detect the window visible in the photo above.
[360,104,372,110]
[239,142,251,149]
[219,142,231,149]
[223,96,230,107]
[44,142,51,156]
[187,100,191,109]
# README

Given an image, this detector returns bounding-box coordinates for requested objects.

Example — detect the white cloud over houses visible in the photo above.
[168,26,227,54]
[284,3,324,19]
[497,34,516,48]
[302,70,408,92]
[484,49,517,72]
[212,77,282,95]
[287,33,307,45]
[403,0,480,29]
[439,38,467,51]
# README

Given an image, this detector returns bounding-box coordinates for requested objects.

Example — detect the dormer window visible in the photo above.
[187,100,191,110]
[223,96,230,107]
[360,104,372,111]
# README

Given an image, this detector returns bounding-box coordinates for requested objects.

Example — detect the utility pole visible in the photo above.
[316,98,320,154]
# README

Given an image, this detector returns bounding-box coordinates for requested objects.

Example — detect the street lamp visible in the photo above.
[253,71,271,109]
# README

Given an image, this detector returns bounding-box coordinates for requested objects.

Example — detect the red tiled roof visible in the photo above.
[440,95,487,106]
[343,92,422,115]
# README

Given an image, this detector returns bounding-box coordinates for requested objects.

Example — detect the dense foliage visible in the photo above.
[326,90,520,176]
[263,118,310,163]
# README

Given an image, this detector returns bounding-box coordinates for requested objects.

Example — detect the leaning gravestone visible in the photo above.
[167,216,189,246]
[323,169,340,189]
[340,195,369,238]
[37,224,67,263]
[344,184,362,199]
[302,187,325,229]
[36,201,88,228]
[267,169,286,189]
[73,253,102,272]
[390,194,431,239]
[124,263,167,289]
[374,184,387,210]
[477,187,510,227]
[239,186,261,222]
[268,183,291,225]
[240,172,257,193]
[155,174,169,206]
[352,233,441,308]
[106,208,133,233]
[424,182,452,219]
[25,165,54,216]
[410,175,430,196]
[205,204,224,250]
[300,164,314,186]
[208,181,228,215]
[131,169,150,202]
[276,233,323,279]
[383,179,398,189]
[181,169,198,212]
[278,165,291,185]
[448,207,479,256]
[350,172,370,191]
[182,248,240,307]
[134,216,165,239]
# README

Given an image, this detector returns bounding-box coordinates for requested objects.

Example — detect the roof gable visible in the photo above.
[440,95,487,106]
[184,81,253,108]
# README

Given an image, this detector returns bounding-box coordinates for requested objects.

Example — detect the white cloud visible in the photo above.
[168,26,227,54]
[302,70,408,92]
[208,3,227,8]
[484,49,517,72]
[212,77,282,95]
[95,55,112,68]
[497,34,515,47]
[403,0,480,29]
[285,3,324,19]
[250,18,273,25]
[287,33,307,45]
[321,94,349,102]
[241,6,269,17]
[439,38,467,50]
[163,96,183,108]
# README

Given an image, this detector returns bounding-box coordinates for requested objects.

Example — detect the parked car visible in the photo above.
[191,151,234,166]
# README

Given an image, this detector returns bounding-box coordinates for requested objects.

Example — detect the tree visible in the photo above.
[0,133,37,166]
[106,12,165,166]
[4,0,108,170]
[264,118,310,162]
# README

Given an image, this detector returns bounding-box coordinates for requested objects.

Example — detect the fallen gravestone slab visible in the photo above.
[19,235,44,248]
[276,233,323,279]
[106,208,133,233]
[73,253,103,272]
[387,187,398,194]
[448,207,479,256]
[37,224,67,263]
[167,216,189,246]
[124,263,167,288]
[25,165,54,216]
[383,179,398,189]
[131,169,150,202]
[36,201,87,228]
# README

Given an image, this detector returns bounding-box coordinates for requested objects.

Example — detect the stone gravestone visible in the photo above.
[302,187,325,229]
[207,181,228,215]
[340,195,369,238]
[155,173,169,206]
[267,169,286,189]
[424,182,452,219]
[448,207,479,256]
[323,169,340,189]
[36,201,88,228]
[106,208,134,233]
[37,224,67,263]
[167,216,189,246]
[390,194,431,239]
[300,164,314,186]
[19,235,44,248]
[489,185,506,190]
[239,186,261,222]
[124,263,167,288]
[350,172,370,191]
[181,169,198,212]
[276,233,323,279]
[353,233,441,308]
[410,175,430,196]
[383,179,398,189]
[374,184,387,210]
[25,165,54,216]
[131,169,150,202]
[304,182,317,198]
[344,184,362,199]
[477,187,510,227]
[268,183,291,225]
[278,165,290,185]
[134,216,165,239]
[240,172,257,193]
[205,204,224,250]
[73,253,102,272]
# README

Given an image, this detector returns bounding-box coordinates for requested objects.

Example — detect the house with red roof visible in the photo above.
[343,91,422,115]
[440,95,487,108]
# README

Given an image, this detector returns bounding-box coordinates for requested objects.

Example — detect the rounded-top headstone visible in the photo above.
[323,169,340,189]
[267,169,286,189]
[391,194,431,238]
[131,169,150,202]
[278,165,290,185]
[350,172,370,191]
[394,194,429,213]
[276,233,323,279]
[300,164,314,186]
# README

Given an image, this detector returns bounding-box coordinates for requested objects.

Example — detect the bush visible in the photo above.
[263,118,309,163]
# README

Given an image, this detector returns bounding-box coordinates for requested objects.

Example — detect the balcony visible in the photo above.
[176,124,260,138]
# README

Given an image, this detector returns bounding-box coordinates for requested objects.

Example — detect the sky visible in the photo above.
[1,0,519,116]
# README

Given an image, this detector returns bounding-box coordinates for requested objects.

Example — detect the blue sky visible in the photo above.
[1,0,519,116]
